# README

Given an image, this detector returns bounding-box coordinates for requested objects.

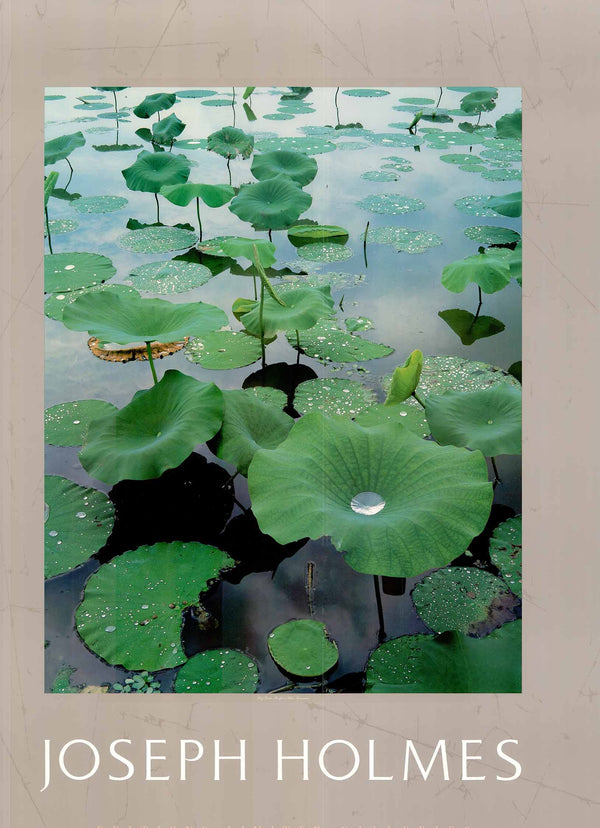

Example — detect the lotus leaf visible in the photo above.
[344,316,373,332]
[79,370,224,484]
[488,191,522,218]
[454,194,499,216]
[160,182,234,208]
[249,413,492,577]
[255,136,336,155]
[185,330,262,370]
[425,384,522,455]
[44,131,86,165]
[460,89,498,114]
[438,309,505,346]
[45,219,78,236]
[342,88,389,97]
[289,317,393,363]
[125,260,213,294]
[246,386,288,409]
[481,147,522,163]
[489,516,522,597]
[385,350,423,404]
[133,92,176,119]
[425,132,487,149]
[365,133,421,148]
[71,195,128,213]
[354,403,430,438]
[268,620,339,678]
[297,243,353,263]
[44,171,59,206]
[122,151,191,193]
[118,226,197,253]
[76,541,234,671]
[287,224,349,244]
[207,126,254,160]
[45,475,115,578]
[173,138,208,150]
[440,153,483,165]
[481,167,521,182]
[92,86,127,92]
[229,175,312,231]
[356,193,425,215]
[210,390,294,475]
[384,355,520,400]
[151,113,186,145]
[219,237,276,267]
[442,253,511,294]
[381,156,413,171]
[44,283,140,322]
[44,252,116,293]
[485,243,522,284]
[174,649,259,693]
[235,285,333,340]
[361,170,399,182]
[251,150,317,187]
[202,98,234,107]
[45,399,118,446]
[365,621,521,692]
[293,379,376,417]
[463,225,520,245]
[175,89,216,98]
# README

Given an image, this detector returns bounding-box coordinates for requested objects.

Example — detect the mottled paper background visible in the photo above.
[2,1,598,826]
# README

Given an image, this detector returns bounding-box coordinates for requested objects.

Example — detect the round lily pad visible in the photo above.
[425,132,486,149]
[74,101,112,110]
[381,156,413,171]
[45,219,79,235]
[174,649,259,693]
[175,89,216,98]
[251,150,317,186]
[45,399,118,446]
[391,228,443,253]
[384,355,520,399]
[342,88,389,97]
[118,226,197,253]
[412,566,515,635]
[365,133,421,148]
[344,316,373,332]
[356,194,425,215]
[355,402,430,438]
[185,330,262,370]
[76,541,234,671]
[44,283,140,322]
[400,97,434,105]
[489,515,522,597]
[254,136,336,156]
[245,386,287,409]
[173,138,208,150]
[293,378,377,417]
[440,153,483,165]
[248,413,493,577]
[206,127,254,160]
[361,170,399,182]
[71,195,128,213]
[442,253,512,294]
[127,260,213,294]
[268,620,339,678]
[289,318,393,363]
[287,224,349,244]
[235,285,334,340]
[79,370,224,484]
[297,243,353,263]
[480,147,522,163]
[229,175,312,231]
[454,194,501,217]
[45,475,115,579]
[122,151,191,194]
[488,191,522,218]
[481,167,521,182]
[464,225,521,245]
[201,98,234,107]
[45,94,66,101]
[44,252,116,293]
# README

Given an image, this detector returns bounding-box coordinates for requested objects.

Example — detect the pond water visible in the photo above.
[44,86,522,693]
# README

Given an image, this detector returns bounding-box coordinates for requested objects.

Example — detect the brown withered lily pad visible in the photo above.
[88,336,188,362]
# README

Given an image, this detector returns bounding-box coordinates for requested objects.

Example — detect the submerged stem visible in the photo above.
[373,575,386,643]
[334,85,340,126]
[267,683,297,694]
[195,197,203,242]
[252,272,258,301]
[436,86,443,109]
[145,342,158,385]
[226,157,232,186]
[65,157,74,189]
[412,390,426,408]
[363,220,370,269]
[45,206,53,254]
[259,280,266,368]
[491,456,501,484]
[154,192,160,223]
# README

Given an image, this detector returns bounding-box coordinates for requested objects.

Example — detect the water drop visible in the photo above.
[49,530,58,537]
[399,411,408,417]
[351,491,386,516]
[64,264,75,271]
[487,419,493,425]
[75,511,86,519]
[105,625,116,633]
[72,419,81,425]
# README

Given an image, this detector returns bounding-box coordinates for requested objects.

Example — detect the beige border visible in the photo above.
[2,1,599,826]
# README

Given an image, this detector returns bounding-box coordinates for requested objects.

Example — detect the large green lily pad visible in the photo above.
[185,330,262,370]
[45,399,118,446]
[460,89,498,114]
[133,92,176,119]
[79,370,224,484]
[488,191,522,218]
[383,355,521,400]
[354,403,430,438]
[365,621,521,692]
[44,131,86,165]
[206,126,254,160]
[160,182,234,208]
[442,253,511,294]
[174,649,259,693]
[118,225,197,253]
[235,285,333,339]
[219,237,276,267]
[255,136,336,155]
[210,390,294,475]
[294,379,376,417]
[127,260,213,294]
[248,413,493,577]
[489,516,522,597]
[268,620,339,678]
[122,151,191,193]
[287,224,349,244]
[454,194,499,216]
[45,475,115,579]
[151,113,186,145]
[229,175,312,231]
[76,541,234,671]
[495,110,522,139]
[342,88,389,97]
[463,225,521,245]
[44,283,139,322]
[251,150,317,187]
[44,252,116,293]
[289,317,393,363]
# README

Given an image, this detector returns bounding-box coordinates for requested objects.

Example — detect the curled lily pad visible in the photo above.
[79,370,224,484]
[355,403,430,438]
[63,291,227,345]
[460,89,498,114]
[425,384,522,455]
[207,126,254,160]
[71,195,128,213]
[488,191,522,218]
[44,131,86,165]
[160,182,234,208]
[489,516,522,597]
[133,92,176,119]
[219,237,276,267]
[289,318,393,363]
[385,350,423,404]
[118,226,197,253]
[44,252,116,293]
[229,175,312,230]
[174,649,259,693]
[248,413,492,577]
[45,475,115,578]
[365,621,521,693]
[185,330,262,370]
[464,225,520,245]
[210,390,294,475]
[251,150,317,187]
[485,243,522,283]
[268,620,339,678]
[127,260,213,294]
[495,110,522,139]
[294,379,376,417]
[76,541,234,671]
[45,399,117,446]
[356,193,425,215]
[438,309,505,346]
[151,113,186,145]
[234,285,333,339]
[122,150,191,193]
[442,253,511,294]
[44,283,139,322]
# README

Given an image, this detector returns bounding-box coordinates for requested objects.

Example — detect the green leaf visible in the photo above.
[62,291,227,345]
[229,175,312,231]
[118,225,197,253]
[175,649,259,693]
[383,355,521,400]
[71,195,128,214]
[342,88,389,97]
[268,620,339,678]
[44,252,116,293]
[460,89,498,114]
[220,237,276,267]
[44,283,139,322]
[44,475,115,578]
[384,350,423,404]
[288,317,393,363]
[489,515,522,598]
[438,309,505,346]
[76,541,234,671]
[442,253,511,294]
[206,126,254,160]
[242,87,256,100]
[133,92,176,119]
[464,225,520,245]
[354,403,430,438]
[44,172,59,206]
[209,390,294,476]
[294,379,376,417]
[160,182,235,208]
[365,621,521,692]
[488,191,522,218]
[127,259,213,294]
[424,384,522,455]
[79,370,223,484]
[485,242,522,282]
[255,135,336,156]
[122,150,191,193]
[495,110,522,139]
[236,285,334,339]
[45,399,117,446]
[251,150,318,187]
[51,666,80,694]
[44,132,86,165]
[297,243,353,263]
[356,193,425,215]
[185,330,262,370]
[248,413,493,577]
[151,113,186,145]
[174,89,216,99]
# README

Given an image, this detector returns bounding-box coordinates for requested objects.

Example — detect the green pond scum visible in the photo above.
[44,86,522,694]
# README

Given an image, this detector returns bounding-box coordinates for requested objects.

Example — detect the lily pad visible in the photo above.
[488,191,522,218]
[79,370,224,484]
[133,92,176,119]
[245,386,287,409]
[425,132,486,149]
[44,252,116,293]
[160,182,234,208]
[480,147,522,163]
[219,237,276,267]
[384,355,520,399]
[454,194,499,216]
[365,621,521,692]
[495,110,522,139]
[489,516,522,597]
[45,219,78,235]
[127,260,213,294]
[151,113,186,145]
[481,167,521,182]
[185,330,262,370]
[201,98,234,107]
[440,153,483,165]
[44,283,139,322]
[45,399,118,446]
[354,402,430,438]
[342,88,389,97]
[460,89,498,114]
[174,649,259,693]
[175,89,216,98]
[287,224,349,244]
[44,131,86,165]
[251,150,318,186]
[76,541,234,671]
[290,318,393,363]
[172,138,208,150]
[344,316,373,332]
[297,243,353,263]
[365,133,421,148]
[442,253,511,294]
[71,195,128,213]
[44,475,115,578]
[412,566,517,635]
[210,390,294,475]
[381,156,413,172]
[385,350,423,404]
[118,225,197,253]
[361,170,399,182]
[207,126,254,160]
[438,309,505,346]
[280,270,366,290]
[268,620,339,678]
[254,136,336,156]
[485,243,522,283]
[463,225,520,245]
[235,285,333,339]
[122,151,191,193]
[388,228,443,254]
[294,379,376,417]
[229,175,312,231]
[424,384,522,455]
[248,413,492,577]
[356,193,425,215]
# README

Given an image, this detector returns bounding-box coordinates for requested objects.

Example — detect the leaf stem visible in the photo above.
[226,157,232,186]
[412,390,426,408]
[195,197,203,242]
[267,683,297,694]
[436,86,443,109]
[45,206,53,254]
[65,157,74,188]
[334,86,340,126]
[145,341,158,385]
[373,575,386,643]
[491,456,501,484]
[259,279,266,369]
[363,220,370,268]
[154,192,160,223]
